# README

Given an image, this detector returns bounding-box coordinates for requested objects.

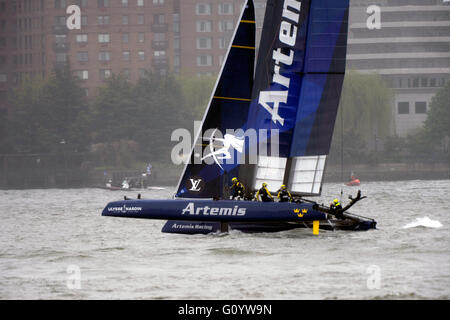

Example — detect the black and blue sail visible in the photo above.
[175,1,256,199]
[242,0,349,195]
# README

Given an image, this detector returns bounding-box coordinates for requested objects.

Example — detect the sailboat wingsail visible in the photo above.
[175,0,256,199]
[242,0,349,196]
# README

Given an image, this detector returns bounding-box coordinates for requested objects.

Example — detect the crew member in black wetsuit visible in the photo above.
[330,198,344,219]
[256,182,274,202]
[230,177,245,200]
[277,184,293,203]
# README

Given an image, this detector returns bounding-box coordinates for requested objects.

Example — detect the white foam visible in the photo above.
[402,217,443,229]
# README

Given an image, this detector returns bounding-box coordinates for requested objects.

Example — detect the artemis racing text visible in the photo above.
[181,202,246,216]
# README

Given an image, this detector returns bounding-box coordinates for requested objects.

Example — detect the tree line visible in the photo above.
[0,65,448,171]
[0,64,214,169]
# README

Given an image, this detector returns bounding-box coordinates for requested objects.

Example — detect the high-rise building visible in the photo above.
[347,0,450,137]
[0,0,248,111]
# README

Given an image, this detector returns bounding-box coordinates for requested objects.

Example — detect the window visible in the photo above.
[153,0,164,5]
[54,16,66,26]
[98,0,109,8]
[218,37,226,49]
[197,55,212,66]
[430,78,437,87]
[154,14,164,24]
[197,37,212,49]
[196,21,212,32]
[121,69,130,79]
[122,33,129,43]
[173,38,180,50]
[55,34,67,44]
[75,70,88,80]
[0,55,6,64]
[421,78,428,87]
[137,0,144,7]
[76,0,88,8]
[154,33,165,41]
[99,69,111,81]
[415,102,427,114]
[137,14,144,25]
[77,51,88,62]
[138,51,145,61]
[55,53,67,62]
[98,33,110,43]
[122,51,130,61]
[154,50,165,57]
[219,20,234,32]
[0,73,6,82]
[81,16,88,26]
[98,51,110,61]
[121,0,128,7]
[122,15,129,25]
[196,3,211,15]
[55,0,67,9]
[398,102,409,115]
[76,34,88,43]
[137,33,145,43]
[97,15,110,25]
[218,3,233,15]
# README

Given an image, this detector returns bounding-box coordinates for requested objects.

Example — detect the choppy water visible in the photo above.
[0,180,449,300]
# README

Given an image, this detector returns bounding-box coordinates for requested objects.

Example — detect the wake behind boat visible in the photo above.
[102,0,377,235]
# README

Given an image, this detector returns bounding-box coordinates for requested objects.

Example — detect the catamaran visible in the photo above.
[102,0,377,235]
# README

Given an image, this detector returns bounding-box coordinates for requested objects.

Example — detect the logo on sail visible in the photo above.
[187,177,204,192]
[201,128,245,170]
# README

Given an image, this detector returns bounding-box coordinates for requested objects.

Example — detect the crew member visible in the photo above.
[330,198,344,219]
[256,182,274,202]
[277,184,293,202]
[330,199,342,210]
[230,177,245,200]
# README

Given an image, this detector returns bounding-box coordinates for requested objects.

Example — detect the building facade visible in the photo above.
[347,0,450,137]
[0,0,248,110]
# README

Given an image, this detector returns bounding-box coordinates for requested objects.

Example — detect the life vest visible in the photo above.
[277,189,292,202]
[257,187,273,202]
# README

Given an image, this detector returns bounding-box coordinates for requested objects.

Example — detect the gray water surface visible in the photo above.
[0,180,449,299]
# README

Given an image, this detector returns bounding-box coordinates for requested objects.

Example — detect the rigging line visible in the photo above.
[340,89,344,201]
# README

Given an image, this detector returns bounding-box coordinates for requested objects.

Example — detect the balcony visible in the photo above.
[151,40,169,50]
[53,42,70,52]
[52,25,68,34]
[151,23,169,33]
[152,57,168,68]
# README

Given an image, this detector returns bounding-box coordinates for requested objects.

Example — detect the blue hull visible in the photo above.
[102,199,327,223]
[102,198,376,234]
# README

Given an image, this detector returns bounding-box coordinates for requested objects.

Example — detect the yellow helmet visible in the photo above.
[232,177,237,182]
[281,184,286,189]
[333,199,339,204]
[262,182,267,187]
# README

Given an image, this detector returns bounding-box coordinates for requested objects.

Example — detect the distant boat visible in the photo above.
[102,0,376,234]
[346,175,361,186]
